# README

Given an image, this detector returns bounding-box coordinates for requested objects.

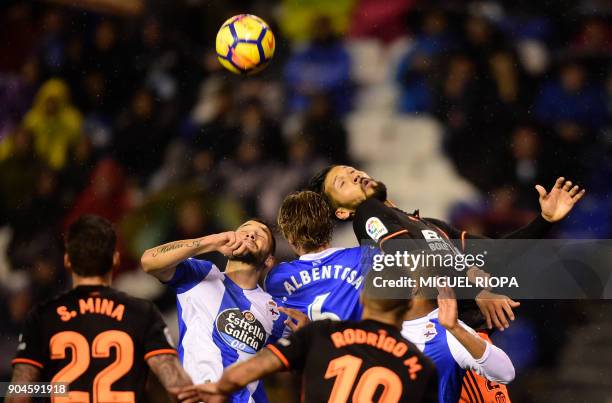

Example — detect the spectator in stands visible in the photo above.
[0,59,38,140]
[396,10,452,113]
[571,17,612,54]
[284,15,352,115]
[300,94,350,163]
[83,20,129,110]
[0,127,39,223]
[218,138,274,216]
[114,88,171,181]
[503,125,552,209]
[38,9,66,76]
[435,54,484,186]
[348,0,414,42]
[63,158,132,228]
[22,78,83,170]
[478,50,530,135]
[534,62,608,131]
[237,98,285,162]
[191,80,240,165]
[258,134,327,223]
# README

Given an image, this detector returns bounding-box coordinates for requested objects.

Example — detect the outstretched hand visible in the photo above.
[536,177,585,223]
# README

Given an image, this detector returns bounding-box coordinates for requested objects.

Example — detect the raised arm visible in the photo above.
[177,348,284,403]
[147,353,193,401]
[5,364,41,403]
[437,287,515,384]
[141,232,247,281]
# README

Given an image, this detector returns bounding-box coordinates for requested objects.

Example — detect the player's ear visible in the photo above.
[264,254,276,270]
[64,253,72,272]
[335,207,352,221]
[112,251,120,271]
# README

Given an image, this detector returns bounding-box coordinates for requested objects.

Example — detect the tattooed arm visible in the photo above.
[5,364,41,403]
[147,354,193,401]
[141,232,247,281]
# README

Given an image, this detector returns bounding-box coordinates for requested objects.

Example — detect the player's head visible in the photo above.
[230,219,276,269]
[360,264,415,324]
[309,165,387,221]
[65,215,119,278]
[277,190,334,255]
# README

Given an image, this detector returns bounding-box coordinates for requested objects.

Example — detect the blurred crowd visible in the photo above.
[0,0,610,391]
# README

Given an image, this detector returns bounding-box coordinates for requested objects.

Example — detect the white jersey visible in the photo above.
[402,309,515,403]
[165,258,286,403]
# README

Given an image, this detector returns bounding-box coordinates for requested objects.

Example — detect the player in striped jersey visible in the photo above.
[141,219,292,403]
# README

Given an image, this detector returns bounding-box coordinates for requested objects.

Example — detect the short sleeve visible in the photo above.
[266,320,326,371]
[164,258,214,294]
[142,302,177,360]
[12,308,46,370]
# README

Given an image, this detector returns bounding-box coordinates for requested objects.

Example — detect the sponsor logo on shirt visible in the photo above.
[365,217,388,241]
[215,308,266,354]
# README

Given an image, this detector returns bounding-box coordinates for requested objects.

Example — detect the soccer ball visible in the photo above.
[216,14,275,75]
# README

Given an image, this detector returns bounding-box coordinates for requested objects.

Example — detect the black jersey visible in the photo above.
[12,285,176,402]
[352,198,552,253]
[351,198,553,329]
[267,319,438,403]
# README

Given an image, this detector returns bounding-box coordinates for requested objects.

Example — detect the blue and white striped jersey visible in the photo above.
[264,246,376,321]
[165,258,286,403]
[402,309,496,403]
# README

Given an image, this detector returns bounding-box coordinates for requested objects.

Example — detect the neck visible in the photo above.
[384,200,395,208]
[297,243,331,257]
[403,296,435,321]
[72,274,112,288]
[362,307,404,329]
[224,260,260,289]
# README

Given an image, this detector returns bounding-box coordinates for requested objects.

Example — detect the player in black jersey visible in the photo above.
[308,165,585,332]
[177,268,438,403]
[7,215,192,403]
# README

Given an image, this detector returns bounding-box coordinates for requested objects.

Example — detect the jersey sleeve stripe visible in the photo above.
[379,229,409,248]
[266,345,290,369]
[12,358,44,369]
[144,348,178,360]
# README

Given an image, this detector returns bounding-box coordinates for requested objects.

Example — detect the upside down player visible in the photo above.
[270,190,515,403]
[309,165,585,402]
[178,266,439,403]
[7,215,192,403]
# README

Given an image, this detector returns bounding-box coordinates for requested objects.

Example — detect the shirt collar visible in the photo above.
[299,247,343,261]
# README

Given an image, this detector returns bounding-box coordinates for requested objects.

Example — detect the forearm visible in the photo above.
[6,364,40,403]
[447,325,487,359]
[141,236,216,279]
[501,214,553,239]
[147,354,193,393]
[217,349,283,394]
[448,327,515,383]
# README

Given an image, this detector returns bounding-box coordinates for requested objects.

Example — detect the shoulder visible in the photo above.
[265,261,296,285]
[32,288,73,314]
